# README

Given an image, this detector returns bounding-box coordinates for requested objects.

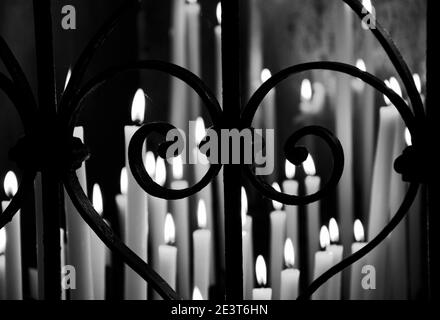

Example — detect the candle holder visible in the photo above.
[0,0,428,300]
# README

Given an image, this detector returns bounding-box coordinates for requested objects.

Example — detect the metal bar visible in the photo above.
[33,0,61,300]
[221,0,243,300]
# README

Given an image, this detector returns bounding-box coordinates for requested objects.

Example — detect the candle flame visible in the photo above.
[120,167,128,195]
[389,77,402,98]
[356,59,367,72]
[192,286,203,300]
[3,171,18,198]
[164,213,175,245]
[92,184,104,216]
[354,219,365,242]
[131,88,146,124]
[145,151,156,178]
[255,255,267,287]
[197,199,207,229]
[195,117,206,145]
[301,79,313,101]
[241,187,248,228]
[384,79,392,105]
[328,218,339,243]
[172,155,184,180]
[216,2,222,25]
[0,228,6,254]
[405,128,412,146]
[271,183,283,210]
[260,68,272,83]
[362,0,373,13]
[285,160,296,180]
[319,226,330,250]
[155,157,167,186]
[64,68,72,91]
[284,238,295,268]
[413,73,422,94]
[303,154,316,176]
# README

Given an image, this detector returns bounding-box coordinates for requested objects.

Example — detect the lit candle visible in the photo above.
[64,127,93,300]
[124,89,147,300]
[282,160,300,267]
[0,228,6,299]
[280,239,300,300]
[193,200,211,300]
[326,218,343,300]
[90,184,106,300]
[215,2,222,102]
[303,154,321,283]
[269,182,286,300]
[349,220,367,300]
[252,255,272,300]
[158,213,178,299]
[352,59,367,92]
[241,187,254,300]
[312,226,333,300]
[1,171,22,300]
[170,155,191,299]
[115,167,128,243]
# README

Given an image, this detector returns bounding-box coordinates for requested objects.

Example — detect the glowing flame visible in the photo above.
[195,117,206,145]
[389,77,402,97]
[131,89,146,124]
[216,2,222,25]
[164,213,175,245]
[303,154,316,176]
[354,219,365,242]
[362,0,373,13]
[271,183,283,211]
[356,59,366,72]
[319,226,330,250]
[3,171,18,198]
[284,238,295,268]
[301,79,313,101]
[192,286,203,300]
[285,160,296,180]
[405,128,412,146]
[328,218,339,243]
[197,199,207,229]
[241,187,248,227]
[260,68,272,83]
[172,155,184,180]
[120,167,128,195]
[255,255,267,287]
[0,228,6,254]
[145,151,156,178]
[64,68,72,91]
[155,157,167,186]
[413,74,422,94]
[92,184,104,216]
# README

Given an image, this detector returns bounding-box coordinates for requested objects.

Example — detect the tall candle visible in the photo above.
[115,167,128,243]
[91,184,106,300]
[349,220,367,300]
[282,160,300,267]
[169,155,191,299]
[158,214,178,299]
[60,228,67,300]
[312,226,333,300]
[326,218,343,300]
[124,89,147,300]
[241,187,254,300]
[64,127,93,300]
[0,228,6,299]
[215,2,222,102]
[304,155,321,283]
[193,200,211,300]
[269,183,286,300]
[280,239,300,300]
[252,255,272,300]
[1,171,22,300]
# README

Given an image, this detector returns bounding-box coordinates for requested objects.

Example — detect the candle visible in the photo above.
[1,171,22,300]
[193,199,211,300]
[312,226,333,300]
[158,213,178,299]
[60,228,66,300]
[280,239,300,300]
[349,220,367,300]
[282,160,300,267]
[0,228,6,299]
[90,184,106,300]
[269,183,286,300]
[124,89,147,300]
[215,2,222,102]
[303,155,321,283]
[169,155,191,299]
[261,69,276,131]
[326,218,343,300]
[115,167,128,242]
[252,255,272,300]
[241,187,254,300]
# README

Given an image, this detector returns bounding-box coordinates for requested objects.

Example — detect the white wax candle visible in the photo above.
[261,69,276,133]
[60,228,66,300]
[312,226,333,300]
[64,127,94,300]
[280,239,300,300]
[91,184,106,300]
[349,220,367,300]
[269,183,286,300]
[193,200,211,300]
[0,228,6,299]
[241,187,254,300]
[215,2,222,103]
[326,218,343,300]
[124,89,147,300]
[115,167,128,243]
[2,171,22,300]
[252,255,272,300]
[158,214,177,300]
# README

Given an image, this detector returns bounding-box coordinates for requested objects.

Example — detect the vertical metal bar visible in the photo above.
[33,0,61,300]
[221,0,243,300]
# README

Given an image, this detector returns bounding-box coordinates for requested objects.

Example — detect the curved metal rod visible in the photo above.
[343,0,425,127]
[0,170,36,230]
[60,0,140,116]
[63,171,181,300]
[298,182,419,300]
